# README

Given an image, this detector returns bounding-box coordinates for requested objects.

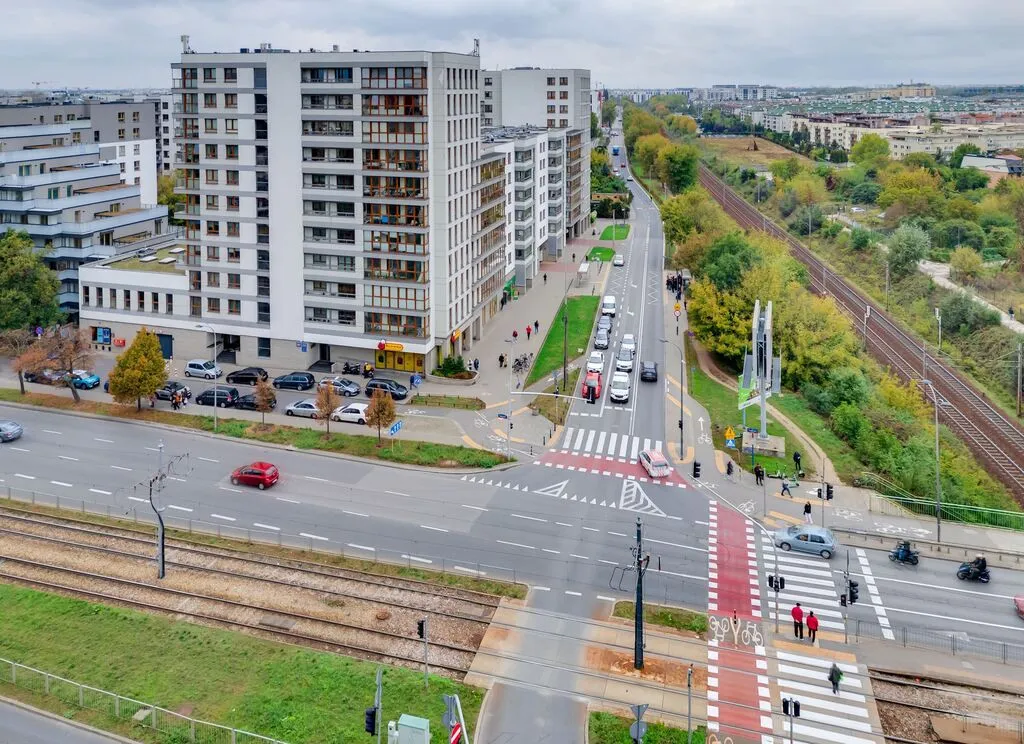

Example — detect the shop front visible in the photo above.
[374,340,424,373]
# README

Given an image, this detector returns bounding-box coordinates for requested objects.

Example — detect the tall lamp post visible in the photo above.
[920,379,943,543]
[195,323,219,431]
[661,339,685,460]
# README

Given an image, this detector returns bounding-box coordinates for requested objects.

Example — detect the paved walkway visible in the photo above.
[919,260,1024,335]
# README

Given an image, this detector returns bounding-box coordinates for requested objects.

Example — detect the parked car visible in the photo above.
[23,369,62,385]
[774,524,838,559]
[594,329,610,350]
[365,378,409,401]
[581,370,602,401]
[639,361,658,382]
[184,359,223,379]
[0,420,24,442]
[235,392,276,411]
[586,351,605,374]
[639,449,672,478]
[195,387,239,408]
[285,398,320,418]
[154,381,192,401]
[609,371,631,403]
[225,367,268,385]
[273,372,316,391]
[613,254,625,267]
[597,316,613,333]
[615,347,634,373]
[230,461,279,490]
[67,370,101,389]
[331,402,369,424]
[318,376,361,397]
[621,333,637,357]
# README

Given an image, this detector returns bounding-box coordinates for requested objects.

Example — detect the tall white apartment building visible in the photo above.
[78,41,497,374]
[482,68,591,249]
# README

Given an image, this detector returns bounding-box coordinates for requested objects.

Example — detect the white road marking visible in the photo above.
[219,486,242,493]
[42,430,62,435]
[401,553,431,563]
[343,509,368,517]
[168,476,187,482]
[565,590,582,596]
[461,504,488,511]
[420,525,449,533]
[301,532,328,541]
[542,548,561,554]
[111,465,131,471]
[89,488,112,495]
[597,595,617,602]
[276,497,300,504]
[599,559,618,565]
[348,543,376,551]
[49,481,73,488]
[570,554,589,560]
[128,496,148,503]
[13,473,35,480]
[9,447,30,453]
[453,566,487,576]
[94,438,114,443]
[534,586,551,591]
[211,513,236,521]
[385,490,411,497]
[512,513,547,523]
[253,522,279,531]
[582,526,600,532]
[198,457,219,463]
[497,539,536,550]
[145,447,161,452]
[58,455,79,461]
[167,505,193,512]
[607,531,627,537]
[556,522,574,527]
[305,476,328,482]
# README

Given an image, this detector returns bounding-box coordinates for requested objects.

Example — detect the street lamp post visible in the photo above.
[505,337,516,458]
[921,379,943,542]
[661,339,685,460]
[935,307,942,355]
[195,323,219,431]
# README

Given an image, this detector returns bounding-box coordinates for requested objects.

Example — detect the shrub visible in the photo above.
[436,356,468,377]
[849,182,882,204]
[851,228,873,251]
[939,291,1000,336]
[778,189,798,217]
[789,204,823,235]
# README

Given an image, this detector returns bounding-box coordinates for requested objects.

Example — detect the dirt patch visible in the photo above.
[176,703,194,717]
[700,137,813,169]
[585,646,707,689]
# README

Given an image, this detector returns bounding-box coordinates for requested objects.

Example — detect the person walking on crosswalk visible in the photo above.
[791,603,804,639]
[806,611,819,644]
[828,662,843,694]
[803,501,813,524]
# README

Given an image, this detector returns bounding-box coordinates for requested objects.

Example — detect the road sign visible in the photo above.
[725,438,736,449]
[496,413,509,420]
[724,426,736,440]
[629,722,647,743]
[746,427,759,434]
[389,420,404,436]
[674,310,681,319]
[674,302,681,312]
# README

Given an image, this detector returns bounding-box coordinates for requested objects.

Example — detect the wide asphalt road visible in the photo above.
[0,698,134,743]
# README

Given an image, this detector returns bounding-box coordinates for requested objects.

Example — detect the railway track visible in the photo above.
[699,166,1024,499]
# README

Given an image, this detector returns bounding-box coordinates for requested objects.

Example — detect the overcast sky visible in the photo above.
[4,0,1024,90]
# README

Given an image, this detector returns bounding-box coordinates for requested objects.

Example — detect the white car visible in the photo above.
[587,351,605,374]
[615,347,634,373]
[609,372,631,403]
[639,449,672,478]
[627,175,634,182]
[331,402,369,424]
[184,359,223,379]
[613,254,625,267]
[621,333,637,357]
[284,398,319,418]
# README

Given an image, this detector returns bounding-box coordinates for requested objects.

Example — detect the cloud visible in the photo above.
[2,0,1022,89]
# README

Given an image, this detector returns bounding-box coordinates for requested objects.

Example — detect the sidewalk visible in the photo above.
[920,260,1024,335]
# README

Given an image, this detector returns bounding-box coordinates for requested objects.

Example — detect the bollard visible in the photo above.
[530,446,534,456]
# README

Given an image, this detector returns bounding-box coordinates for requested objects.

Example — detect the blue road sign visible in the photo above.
[746,427,759,434]
[389,420,404,436]
[496,413,509,420]
[725,438,736,449]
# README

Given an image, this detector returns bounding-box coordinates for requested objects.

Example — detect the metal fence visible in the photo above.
[0,655,287,743]
[850,617,1024,666]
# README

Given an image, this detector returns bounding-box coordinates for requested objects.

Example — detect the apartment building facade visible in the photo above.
[0,122,169,317]
[79,43,500,374]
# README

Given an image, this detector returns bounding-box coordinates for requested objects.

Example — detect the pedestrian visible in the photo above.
[807,611,819,644]
[791,603,804,639]
[828,662,843,694]
[525,325,532,340]
[171,392,180,411]
[543,273,547,285]
[804,501,813,523]
[498,353,505,369]
[781,479,792,497]
[572,253,576,263]
[473,358,480,372]
[534,320,539,333]
[512,330,518,342]
[1010,306,1016,321]
[149,394,156,408]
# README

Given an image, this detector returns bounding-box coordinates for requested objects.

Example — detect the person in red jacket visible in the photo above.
[806,611,819,643]
[791,603,804,639]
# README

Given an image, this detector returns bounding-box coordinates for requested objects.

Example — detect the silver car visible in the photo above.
[594,329,610,350]
[0,420,23,442]
[613,254,625,267]
[586,351,605,374]
[608,372,630,403]
[284,398,320,419]
[615,347,634,372]
[621,333,637,357]
[774,524,838,560]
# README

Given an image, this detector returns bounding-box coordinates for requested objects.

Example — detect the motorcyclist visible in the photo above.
[895,540,911,561]
[970,553,987,578]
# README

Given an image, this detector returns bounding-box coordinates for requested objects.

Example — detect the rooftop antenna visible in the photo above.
[180,35,192,54]
[472,38,480,56]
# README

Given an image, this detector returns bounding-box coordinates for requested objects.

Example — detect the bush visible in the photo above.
[851,228,873,251]
[930,218,986,251]
[789,204,823,235]
[850,182,882,204]
[821,219,843,239]
[436,356,468,377]
[779,189,798,217]
[939,292,1000,336]
[803,368,870,416]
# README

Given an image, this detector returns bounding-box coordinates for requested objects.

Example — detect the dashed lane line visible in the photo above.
[110,465,131,471]
[348,543,375,551]
[454,566,487,576]
[167,505,193,512]
[49,481,73,488]
[253,522,279,531]
[94,438,114,443]
[89,488,111,495]
[461,504,488,512]
[401,553,431,563]
[42,430,62,435]
[420,525,449,533]
[13,473,35,480]
[276,497,300,504]
[496,539,536,550]
[301,533,328,542]
[219,486,242,493]
[512,513,547,523]
[198,457,219,463]
[128,496,147,503]
[210,514,236,522]
[58,455,79,461]
[565,590,582,596]
[9,447,30,453]
[343,510,368,517]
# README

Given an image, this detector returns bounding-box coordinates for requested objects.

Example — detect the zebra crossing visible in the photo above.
[771,649,883,744]
[760,536,846,633]
[558,426,661,460]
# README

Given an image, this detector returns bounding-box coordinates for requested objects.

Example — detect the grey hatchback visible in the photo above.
[774,524,838,559]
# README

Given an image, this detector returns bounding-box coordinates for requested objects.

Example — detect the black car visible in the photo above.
[155,381,193,401]
[226,367,269,385]
[236,392,276,411]
[318,376,361,397]
[639,361,658,382]
[365,378,409,401]
[195,387,240,407]
[273,372,316,391]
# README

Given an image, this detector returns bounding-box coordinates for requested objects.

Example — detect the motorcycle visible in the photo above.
[888,548,919,565]
[342,361,361,375]
[362,363,375,379]
[956,562,990,583]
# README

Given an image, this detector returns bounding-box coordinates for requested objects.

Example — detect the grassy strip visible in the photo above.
[0,499,527,598]
[530,368,581,426]
[613,601,708,637]
[410,393,485,411]
[590,712,706,744]
[0,388,507,469]
[685,340,809,478]
[768,393,864,485]
[600,224,630,241]
[525,296,601,387]
[0,584,482,743]
[589,246,616,262]
[626,159,668,207]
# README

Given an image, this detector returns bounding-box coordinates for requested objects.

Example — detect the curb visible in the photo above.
[0,398,519,475]
[0,693,140,743]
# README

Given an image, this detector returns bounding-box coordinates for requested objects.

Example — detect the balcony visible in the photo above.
[363,184,426,199]
[364,268,429,283]
[514,189,533,205]
[548,205,563,217]
[363,212,426,228]
[365,322,428,338]
[304,208,356,219]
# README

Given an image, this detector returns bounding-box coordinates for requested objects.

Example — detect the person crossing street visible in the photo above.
[791,603,804,639]
[806,611,819,643]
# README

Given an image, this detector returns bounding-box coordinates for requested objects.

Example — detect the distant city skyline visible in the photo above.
[3,0,1023,90]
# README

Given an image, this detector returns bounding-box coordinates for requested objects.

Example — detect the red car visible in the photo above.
[230,462,279,490]
[581,371,602,401]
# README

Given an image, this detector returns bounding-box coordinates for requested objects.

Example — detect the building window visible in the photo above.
[117,128,126,139]
[559,119,568,127]
[206,195,219,210]
[257,302,270,323]
[559,76,568,86]
[151,292,159,313]
[207,272,220,288]
[547,105,555,114]
[117,112,125,122]
[559,91,568,100]
[94,131,100,143]
[204,118,217,133]
[224,93,237,109]
[166,294,173,314]
[225,118,238,133]
[123,289,131,309]
[226,170,239,185]
[190,297,201,318]
[205,144,218,159]
[546,91,555,100]
[203,67,216,82]
[224,67,237,82]
[206,220,220,236]
[225,144,238,160]
[132,128,140,138]
[205,169,218,184]
[207,245,220,260]
[547,119,555,127]
[207,297,220,313]
[227,222,240,237]
[257,249,270,271]
[227,196,239,211]
[133,144,141,155]
[82,286,90,306]
[204,93,217,108]
[227,273,240,289]
[228,299,241,315]
[138,291,146,310]
[257,337,271,358]
[547,77,555,86]
[227,246,240,263]
[120,162,126,174]
[47,187,59,199]
[559,105,568,114]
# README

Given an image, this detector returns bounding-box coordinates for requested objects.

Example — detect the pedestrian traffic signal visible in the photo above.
[826,483,834,501]
[417,619,426,638]
[767,575,785,592]
[692,461,701,479]
[847,580,859,605]
[816,487,823,499]
[678,418,683,430]
[782,698,800,717]
[364,707,377,735]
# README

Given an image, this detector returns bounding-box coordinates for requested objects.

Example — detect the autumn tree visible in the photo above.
[877,165,945,219]
[315,383,341,434]
[660,189,728,248]
[0,329,37,394]
[633,133,671,174]
[769,157,803,183]
[774,292,860,386]
[600,99,617,128]
[850,133,890,168]
[622,109,663,153]
[253,377,276,426]
[108,328,167,410]
[656,143,700,193]
[365,388,397,445]
[666,114,698,136]
[0,231,61,331]
[18,325,94,402]
[686,279,749,364]
[949,246,983,283]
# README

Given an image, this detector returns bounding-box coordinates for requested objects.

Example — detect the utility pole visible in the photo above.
[417,618,429,688]
[885,262,890,312]
[1016,342,1022,418]
[632,517,650,670]
[686,665,693,744]
[935,307,942,355]
[142,439,188,580]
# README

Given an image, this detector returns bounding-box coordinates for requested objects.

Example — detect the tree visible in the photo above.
[949,143,982,169]
[774,291,860,386]
[939,291,1000,334]
[949,246,983,283]
[699,232,760,291]
[850,133,890,167]
[930,219,986,251]
[0,329,37,394]
[887,224,931,279]
[660,189,727,247]
[18,325,94,402]
[945,197,979,222]
[315,384,341,434]
[108,328,167,410]
[789,204,824,235]
[903,152,940,173]
[590,111,600,140]
[849,182,882,204]
[634,133,671,174]
[666,114,698,136]
[769,157,803,182]
[622,109,663,153]
[953,168,989,192]
[778,189,798,217]
[877,166,945,219]
[851,228,873,251]
[657,144,700,193]
[158,172,185,226]
[365,389,397,445]
[686,279,749,363]
[600,99,617,128]
[254,377,276,426]
[0,231,61,332]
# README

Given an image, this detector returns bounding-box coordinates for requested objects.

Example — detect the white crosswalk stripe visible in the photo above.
[559,427,662,459]
[761,537,844,631]
[770,649,883,744]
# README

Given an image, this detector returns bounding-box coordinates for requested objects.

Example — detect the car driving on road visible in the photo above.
[621,333,637,357]
[615,347,634,372]
[597,315,613,333]
[613,254,625,267]
[230,461,279,489]
[594,329,610,350]
[365,378,408,401]
[273,372,316,391]
[586,351,605,373]
[184,359,223,379]
[609,371,631,403]
[640,361,658,382]
[639,449,671,478]
[774,524,837,559]
[68,370,101,389]
[0,420,24,442]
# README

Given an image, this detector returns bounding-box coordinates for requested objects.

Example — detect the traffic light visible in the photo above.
[364,707,377,735]
[692,461,701,479]
[586,385,597,404]
[848,580,859,605]
[816,487,823,499]
[678,418,683,430]
[767,575,785,592]
[782,698,800,717]
[417,619,426,638]
[826,483,834,501]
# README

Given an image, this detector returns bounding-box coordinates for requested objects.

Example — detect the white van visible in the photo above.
[601,295,617,317]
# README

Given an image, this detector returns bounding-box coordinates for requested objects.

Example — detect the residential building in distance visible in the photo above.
[0,100,159,204]
[0,121,170,318]
[690,84,780,102]
[156,94,175,173]
[848,83,936,101]
[482,67,591,247]
[960,153,1023,186]
[79,40,503,375]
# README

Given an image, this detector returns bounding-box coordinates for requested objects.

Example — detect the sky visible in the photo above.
[3,0,1024,90]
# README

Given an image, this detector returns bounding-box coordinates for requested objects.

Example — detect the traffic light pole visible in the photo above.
[418,618,429,688]
[633,517,647,670]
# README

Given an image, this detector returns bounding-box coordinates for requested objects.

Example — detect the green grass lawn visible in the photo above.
[613,602,708,637]
[600,224,630,241]
[590,712,706,744]
[0,584,482,744]
[588,246,616,262]
[410,393,485,411]
[530,368,581,426]
[685,341,809,478]
[768,393,863,484]
[526,296,601,387]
